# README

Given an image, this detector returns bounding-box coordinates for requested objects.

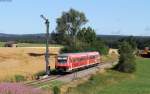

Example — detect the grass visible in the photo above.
[37,80,64,90]
[68,57,150,94]
[101,54,118,63]
[0,42,63,47]
[17,43,63,47]
[0,42,5,47]
[31,80,64,94]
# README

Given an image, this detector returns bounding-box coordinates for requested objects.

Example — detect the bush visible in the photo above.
[61,39,109,55]
[114,41,136,73]
[51,69,58,75]
[60,40,88,53]
[34,70,46,79]
[91,40,109,55]
[53,86,60,94]
[35,70,46,76]
[14,75,26,82]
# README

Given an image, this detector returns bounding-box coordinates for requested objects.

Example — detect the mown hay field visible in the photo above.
[0,47,62,82]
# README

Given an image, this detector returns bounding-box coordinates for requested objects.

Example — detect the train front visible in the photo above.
[55,54,70,72]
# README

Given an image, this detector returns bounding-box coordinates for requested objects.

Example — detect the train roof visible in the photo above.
[58,52,100,57]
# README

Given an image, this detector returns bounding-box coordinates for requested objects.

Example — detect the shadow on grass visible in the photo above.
[28,53,58,57]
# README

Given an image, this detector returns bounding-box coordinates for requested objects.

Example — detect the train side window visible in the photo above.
[72,59,75,62]
[72,57,87,63]
[81,57,86,61]
[69,58,73,62]
[90,55,97,59]
[72,58,78,63]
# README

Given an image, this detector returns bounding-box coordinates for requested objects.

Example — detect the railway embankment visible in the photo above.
[59,61,118,94]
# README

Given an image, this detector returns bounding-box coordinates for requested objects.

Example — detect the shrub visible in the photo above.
[51,69,58,75]
[91,40,109,55]
[61,39,109,55]
[114,41,136,73]
[34,70,46,79]
[14,75,26,82]
[53,86,60,94]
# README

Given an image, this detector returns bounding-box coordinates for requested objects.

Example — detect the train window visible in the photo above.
[58,59,67,63]
[72,57,87,63]
[72,58,79,62]
[90,55,97,59]
[80,57,86,61]
[57,57,67,63]
[72,58,78,62]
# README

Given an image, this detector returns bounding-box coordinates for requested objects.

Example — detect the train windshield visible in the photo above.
[57,56,67,63]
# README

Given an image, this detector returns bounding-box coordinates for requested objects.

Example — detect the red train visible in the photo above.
[55,52,101,72]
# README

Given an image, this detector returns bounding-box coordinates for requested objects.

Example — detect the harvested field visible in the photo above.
[0,47,62,82]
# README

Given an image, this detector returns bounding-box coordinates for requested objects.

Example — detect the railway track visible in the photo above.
[24,75,62,86]
[24,62,116,86]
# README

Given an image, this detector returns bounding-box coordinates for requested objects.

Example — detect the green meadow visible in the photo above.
[69,57,150,94]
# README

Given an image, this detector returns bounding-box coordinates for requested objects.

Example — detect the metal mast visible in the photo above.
[40,15,50,76]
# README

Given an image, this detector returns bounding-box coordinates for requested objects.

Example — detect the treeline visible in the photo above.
[1,33,150,50]
[103,35,150,49]
[0,34,48,44]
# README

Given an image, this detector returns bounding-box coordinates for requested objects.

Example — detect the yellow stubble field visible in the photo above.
[0,47,62,81]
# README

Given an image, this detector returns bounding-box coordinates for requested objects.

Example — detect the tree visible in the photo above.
[56,8,88,44]
[60,26,109,54]
[55,8,108,54]
[119,36,137,50]
[77,27,96,44]
[92,39,109,55]
[77,27,108,54]
[114,41,136,73]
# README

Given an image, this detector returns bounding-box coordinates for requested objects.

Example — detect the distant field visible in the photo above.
[18,43,63,47]
[0,42,62,47]
[0,42,5,47]
[69,57,150,94]
[0,47,62,82]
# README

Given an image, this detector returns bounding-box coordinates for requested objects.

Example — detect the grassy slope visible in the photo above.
[69,57,150,94]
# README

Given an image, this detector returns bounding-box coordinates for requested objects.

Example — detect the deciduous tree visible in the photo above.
[56,8,88,44]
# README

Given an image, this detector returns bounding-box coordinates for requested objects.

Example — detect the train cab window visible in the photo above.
[57,57,67,63]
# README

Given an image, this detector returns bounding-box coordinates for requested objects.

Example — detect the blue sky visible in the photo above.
[0,0,150,36]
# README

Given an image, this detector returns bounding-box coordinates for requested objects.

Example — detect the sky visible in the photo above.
[0,0,150,36]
